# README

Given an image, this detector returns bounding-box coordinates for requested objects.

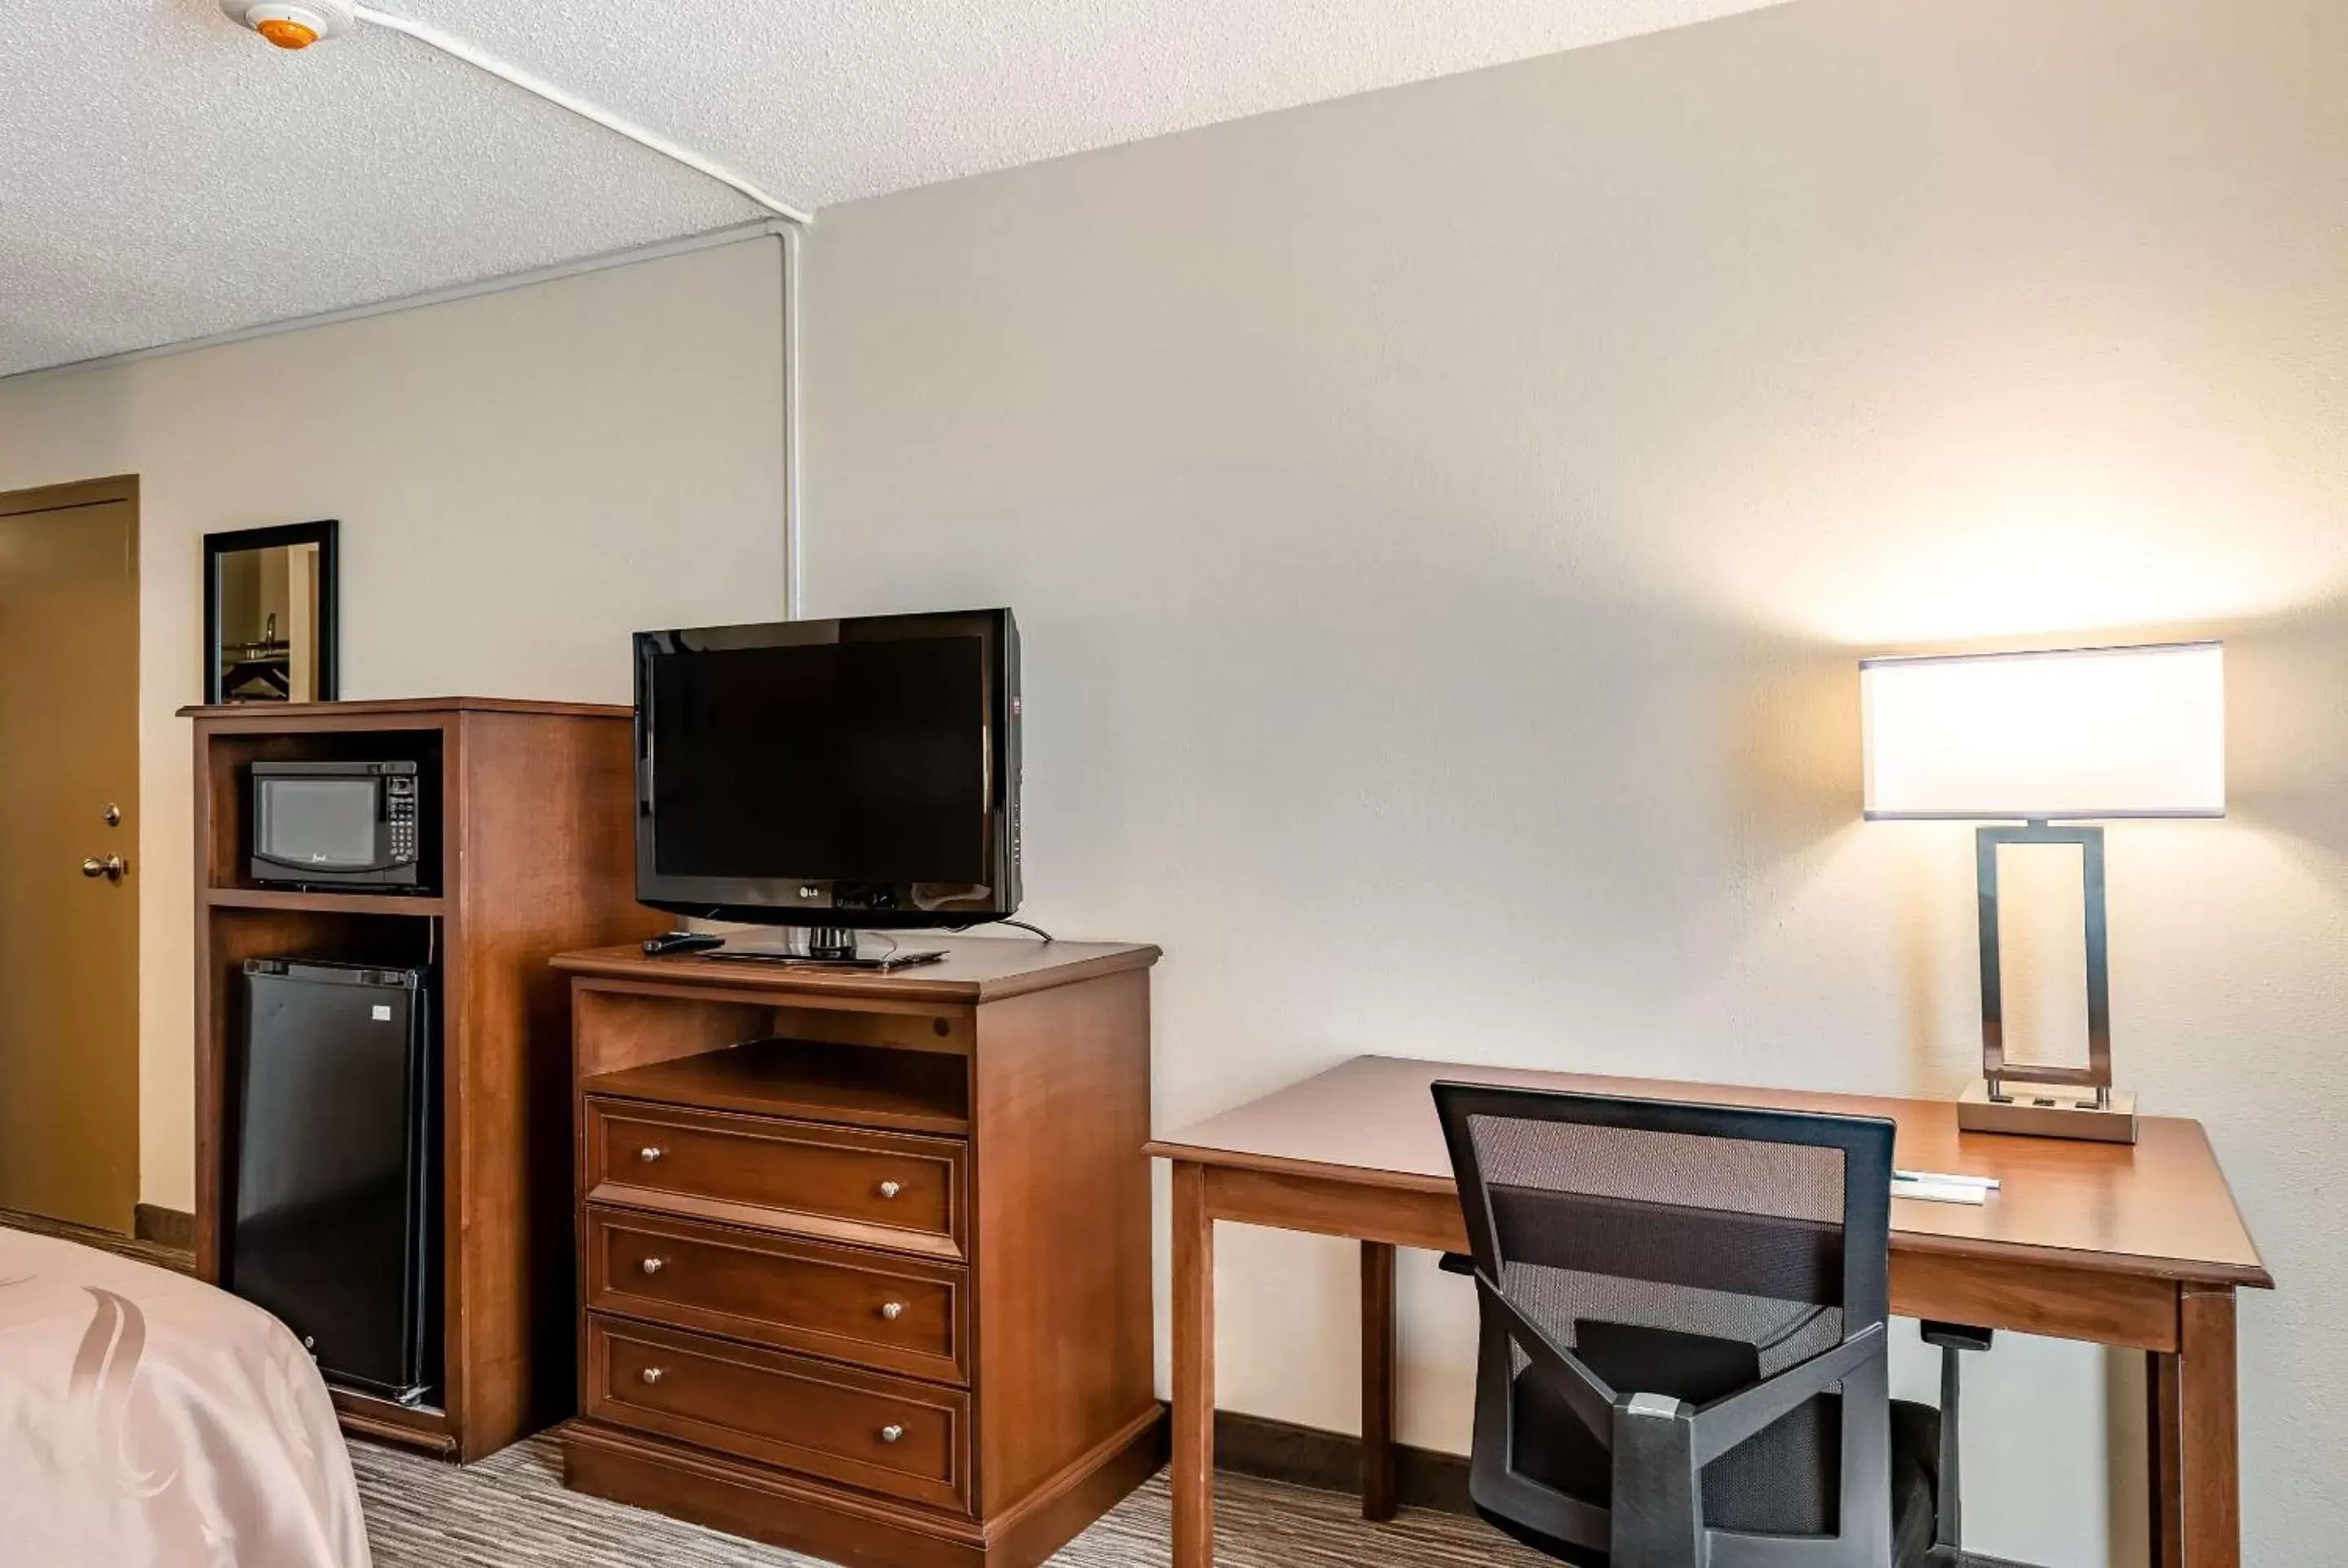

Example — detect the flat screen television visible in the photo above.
[633,609,1020,944]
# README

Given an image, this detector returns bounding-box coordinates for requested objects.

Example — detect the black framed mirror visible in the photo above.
[204,520,339,704]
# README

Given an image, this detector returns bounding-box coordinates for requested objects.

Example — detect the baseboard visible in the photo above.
[1214,1409,1471,1516]
[135,1203,197,1250]
[0,1203,195,1274]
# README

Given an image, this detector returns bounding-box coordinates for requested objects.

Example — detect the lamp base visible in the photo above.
[1957,1080,2138,1144]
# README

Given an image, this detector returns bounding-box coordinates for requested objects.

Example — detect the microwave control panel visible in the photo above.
[387,775,419,863]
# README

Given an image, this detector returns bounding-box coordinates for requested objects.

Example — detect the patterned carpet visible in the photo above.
[353,1435,1552,1567]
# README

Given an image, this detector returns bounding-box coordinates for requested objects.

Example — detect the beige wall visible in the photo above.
[0,237,789,1217]
[801,0,2348,1561]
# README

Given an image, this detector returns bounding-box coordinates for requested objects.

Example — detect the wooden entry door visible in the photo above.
[0,477,139,1232]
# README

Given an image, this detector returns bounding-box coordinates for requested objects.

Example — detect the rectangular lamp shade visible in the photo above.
[1862,642,2225,820]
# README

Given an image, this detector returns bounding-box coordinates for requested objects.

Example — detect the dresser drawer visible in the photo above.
[586,1098,966,1258]
[586,1207,968,1385]
[586,1314,971,1513]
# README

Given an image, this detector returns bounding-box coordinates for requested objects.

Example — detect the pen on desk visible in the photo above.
[1895,1169,2001,1191]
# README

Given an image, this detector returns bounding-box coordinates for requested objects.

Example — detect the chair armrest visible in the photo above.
[1438,1252,1475,1277]
[1474,1272,1619,1447]
[1690,1322,1886,1466]
[1921,1319,1994,1353]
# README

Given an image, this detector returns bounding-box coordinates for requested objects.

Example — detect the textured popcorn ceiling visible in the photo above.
[0,0,1786,376]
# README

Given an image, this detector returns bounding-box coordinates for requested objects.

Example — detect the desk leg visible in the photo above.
[2178,1285,2241,1568]
[1173,1161,1216,1568]
[2148,1350,2184,1568]
[1362,1240,1397,1522]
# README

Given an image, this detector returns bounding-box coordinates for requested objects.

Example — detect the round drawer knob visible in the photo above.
[639,1146,665,1164]
[879,1424,905,1445]
[877,1180,902,1200]
[879,1301,906,1322]
[639,1257,667,1276]
[639,1367,665,1386]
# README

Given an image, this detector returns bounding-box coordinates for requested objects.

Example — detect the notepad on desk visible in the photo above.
[1892,1168,2000,1206]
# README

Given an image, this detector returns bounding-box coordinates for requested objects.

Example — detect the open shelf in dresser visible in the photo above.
[583,1039,972,1136]
[205,886,451,917]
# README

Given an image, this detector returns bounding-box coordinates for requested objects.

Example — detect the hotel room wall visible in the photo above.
[800,0,2348,1561]
[0,238,790,1230]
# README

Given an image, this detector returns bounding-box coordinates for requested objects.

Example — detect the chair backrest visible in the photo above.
[1433,1082,1896,1568]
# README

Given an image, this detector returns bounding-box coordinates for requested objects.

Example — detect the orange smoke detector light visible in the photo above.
[221,2,353,48]
[254,17,321,47]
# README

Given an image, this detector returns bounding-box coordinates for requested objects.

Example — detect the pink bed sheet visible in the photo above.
[0,1227,370,1567]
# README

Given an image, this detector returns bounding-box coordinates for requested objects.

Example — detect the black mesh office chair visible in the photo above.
[1432,1083,1983,1568]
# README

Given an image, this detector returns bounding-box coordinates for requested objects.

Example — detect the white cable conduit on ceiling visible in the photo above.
[778,221,804,618]
[209,2,810,612]
[345,2,815,611]
[348,4,812,226]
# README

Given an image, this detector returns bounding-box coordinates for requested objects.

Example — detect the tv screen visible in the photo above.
[633,610,1019,929]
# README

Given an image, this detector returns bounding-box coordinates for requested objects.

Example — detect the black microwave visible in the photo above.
[250,761,430,891]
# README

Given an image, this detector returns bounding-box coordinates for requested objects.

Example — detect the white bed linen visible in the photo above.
[0,1227,370,1568]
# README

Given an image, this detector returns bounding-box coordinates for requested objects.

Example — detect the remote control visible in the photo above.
[642,930,725,956]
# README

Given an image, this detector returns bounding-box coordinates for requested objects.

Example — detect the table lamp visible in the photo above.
[1860,641,2224,1143]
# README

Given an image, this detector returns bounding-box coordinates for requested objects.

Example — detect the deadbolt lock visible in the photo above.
[102,802,122,827]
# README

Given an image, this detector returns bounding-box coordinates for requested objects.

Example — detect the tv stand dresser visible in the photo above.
[551,938,1162,1568]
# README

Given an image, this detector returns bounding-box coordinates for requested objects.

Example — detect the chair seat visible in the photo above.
[1496,1367,1941,1567]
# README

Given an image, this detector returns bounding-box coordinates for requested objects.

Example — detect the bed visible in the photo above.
[0,1226,372,1567]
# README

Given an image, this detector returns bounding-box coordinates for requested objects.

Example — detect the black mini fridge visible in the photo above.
[227,958,440,1403]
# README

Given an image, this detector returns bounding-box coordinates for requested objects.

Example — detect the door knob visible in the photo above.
[80,855,126,883]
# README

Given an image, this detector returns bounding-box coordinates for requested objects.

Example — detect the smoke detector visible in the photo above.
[220,1,356,50]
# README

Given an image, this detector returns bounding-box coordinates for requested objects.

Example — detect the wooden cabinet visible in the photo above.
[184,697,665,1461]
[555,940,1164,1568]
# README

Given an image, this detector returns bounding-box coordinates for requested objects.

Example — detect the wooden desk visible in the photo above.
[1147,1056,2271,1568]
